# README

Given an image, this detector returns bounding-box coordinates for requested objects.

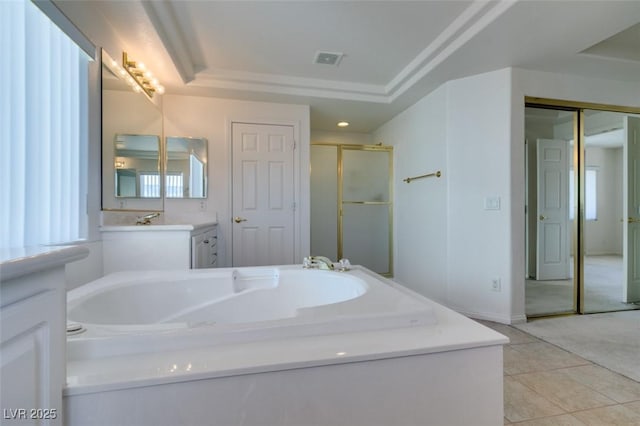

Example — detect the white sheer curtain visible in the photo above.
[0,0,89,248]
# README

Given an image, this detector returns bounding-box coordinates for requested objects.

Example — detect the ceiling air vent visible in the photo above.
[314,51,344,66]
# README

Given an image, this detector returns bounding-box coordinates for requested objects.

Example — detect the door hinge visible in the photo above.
[292,202,297,211]
[292,140,296,150]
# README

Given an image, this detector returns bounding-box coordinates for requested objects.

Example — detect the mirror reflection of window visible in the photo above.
[166,172,184,198]
[139,172,161,198]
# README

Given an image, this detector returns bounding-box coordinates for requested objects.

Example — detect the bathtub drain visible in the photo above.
[66,323,86,335]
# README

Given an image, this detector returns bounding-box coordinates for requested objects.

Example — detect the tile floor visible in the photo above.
[478,321,640,425]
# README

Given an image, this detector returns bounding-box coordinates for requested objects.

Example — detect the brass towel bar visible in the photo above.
[403,170,442,183]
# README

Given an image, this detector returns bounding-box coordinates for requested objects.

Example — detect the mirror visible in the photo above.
[165,137,208,198]
[101,49,163,210]
[114,134,161,198]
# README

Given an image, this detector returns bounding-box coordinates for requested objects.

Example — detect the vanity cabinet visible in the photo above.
[101,223,217,274]
[191,227,217,268]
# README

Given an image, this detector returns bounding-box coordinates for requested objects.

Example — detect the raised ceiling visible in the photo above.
[57,1,640,132]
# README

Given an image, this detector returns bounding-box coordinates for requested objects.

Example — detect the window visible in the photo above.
[0,0,91,247]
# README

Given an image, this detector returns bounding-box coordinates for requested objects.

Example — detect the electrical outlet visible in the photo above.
[491,278,501,292]
[199,200,207,212]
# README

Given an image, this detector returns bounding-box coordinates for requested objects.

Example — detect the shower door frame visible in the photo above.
[338,144,394,277]
[310,143,394,277]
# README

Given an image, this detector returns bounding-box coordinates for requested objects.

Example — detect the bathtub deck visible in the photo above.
[65,300,505,395]
[65,300,507,426]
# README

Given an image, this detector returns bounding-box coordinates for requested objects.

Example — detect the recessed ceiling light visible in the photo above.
[337,121,349,128]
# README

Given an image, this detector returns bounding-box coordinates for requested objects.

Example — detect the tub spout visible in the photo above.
[136,212,160,225]
[303,256,334,270]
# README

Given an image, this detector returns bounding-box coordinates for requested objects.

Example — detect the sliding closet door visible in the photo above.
[524,107,577,316]
[582,110,640,312]
[340,146,393,276]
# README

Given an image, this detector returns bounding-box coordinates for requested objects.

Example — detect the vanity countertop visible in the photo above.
[100,222,217,233]
[0,245,90,282]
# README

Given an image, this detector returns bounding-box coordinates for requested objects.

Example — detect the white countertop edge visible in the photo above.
[64,309,508,396]
[0,245,90,282]
[100,222,217,232]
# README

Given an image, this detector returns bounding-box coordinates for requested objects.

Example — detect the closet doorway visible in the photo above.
[310,144,393,276]
[525,98,640,316]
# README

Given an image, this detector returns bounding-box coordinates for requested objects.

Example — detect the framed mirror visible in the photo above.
[101,49,163,210]
[165,137,208,198]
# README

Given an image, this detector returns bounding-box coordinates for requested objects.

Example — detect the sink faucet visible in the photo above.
[135,212,160,225]
[303,256,335,270]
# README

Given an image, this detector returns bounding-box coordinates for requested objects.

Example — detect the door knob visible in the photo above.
[628,217,640,224]
[539,215,546,221]
[233,216,247,223]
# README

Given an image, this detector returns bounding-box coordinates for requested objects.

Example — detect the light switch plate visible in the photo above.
[484,196,501,211]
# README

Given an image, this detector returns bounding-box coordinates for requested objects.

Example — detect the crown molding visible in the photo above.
[145,0,517,103]
[194,69,390,103]
[386,0,515,102]
[143,0,197,83]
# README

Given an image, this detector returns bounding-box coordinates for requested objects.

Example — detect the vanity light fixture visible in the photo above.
[122,52,165,98]
[337,121,350,128]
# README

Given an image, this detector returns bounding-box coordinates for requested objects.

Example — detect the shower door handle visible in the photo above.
[233,216,247,223]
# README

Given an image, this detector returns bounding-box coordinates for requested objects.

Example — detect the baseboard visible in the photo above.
[448,306,514,325]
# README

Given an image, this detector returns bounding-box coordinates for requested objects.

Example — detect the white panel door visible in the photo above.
[536,139,571,280]
[624,117,640,302]
[232,123,295,266]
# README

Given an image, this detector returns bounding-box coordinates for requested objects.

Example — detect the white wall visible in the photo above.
[374,86,449,304]
[446,69,515,322]
[163,95,311,267]
[374,71,515,323]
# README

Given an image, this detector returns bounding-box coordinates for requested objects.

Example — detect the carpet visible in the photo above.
[515,310,640,382]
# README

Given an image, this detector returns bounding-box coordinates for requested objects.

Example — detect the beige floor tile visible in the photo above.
[504,342,590,375]
[572,404,640,425]
[561,365,640,404]
[513,370,616,412]
[510,414,587,426]
[504,376,565,422]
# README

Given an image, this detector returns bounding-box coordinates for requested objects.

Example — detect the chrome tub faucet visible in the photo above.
[303,256,351,271]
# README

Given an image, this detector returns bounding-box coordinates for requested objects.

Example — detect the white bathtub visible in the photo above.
[67,265,436,359]
[65,265,508,426]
